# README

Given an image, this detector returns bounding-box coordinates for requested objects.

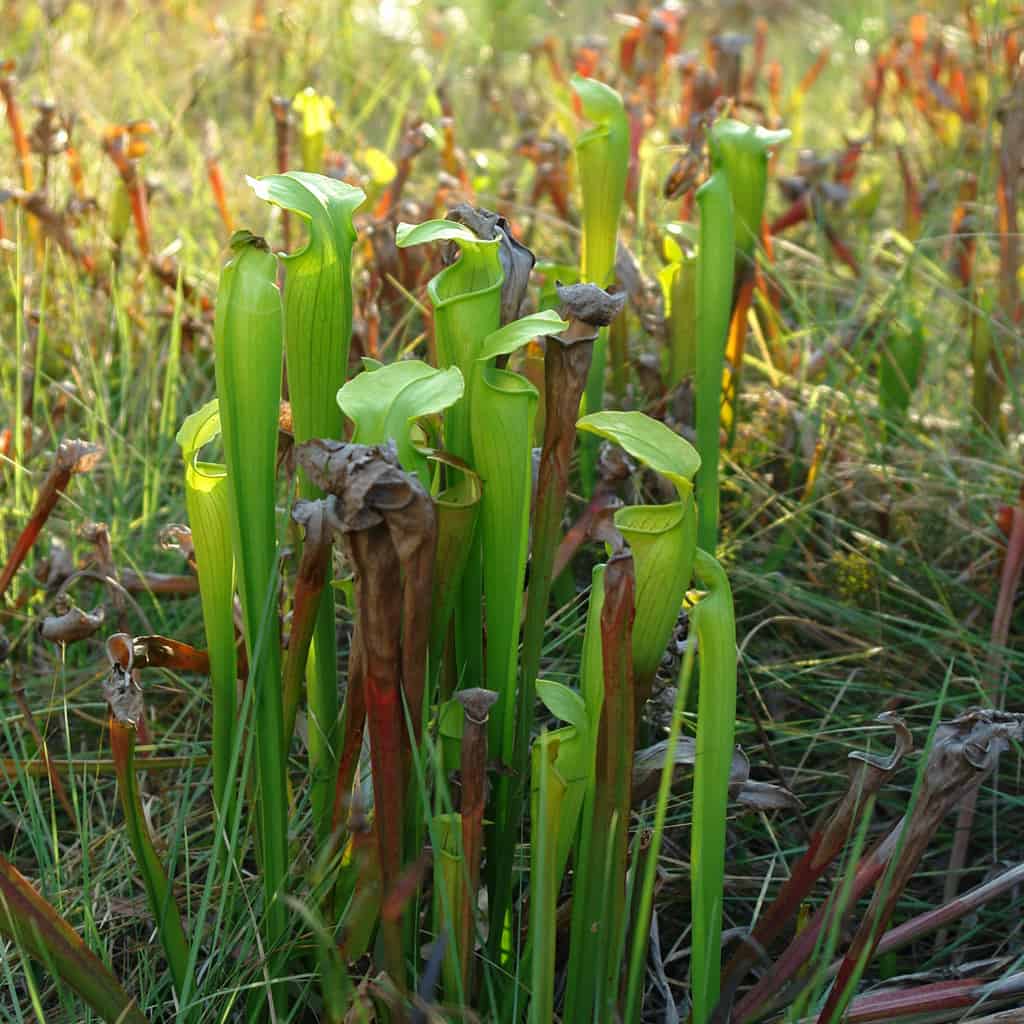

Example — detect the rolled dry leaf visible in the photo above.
[0,439,103,600]
[632,736,801,811]
[129,634,212,674]
[39,603,105,644]
[103,633,144,728]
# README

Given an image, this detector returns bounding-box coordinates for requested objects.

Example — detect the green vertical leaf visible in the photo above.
[251,171,365,843]
[212,230,288,952]
[689,549,738,1024]
[175,400,237,814]
[695,170,735,553]
[571,74,629,491]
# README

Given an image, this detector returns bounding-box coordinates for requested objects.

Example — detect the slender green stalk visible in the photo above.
[571,74,629,492]
[528,734,559,1024]
[251,172,365,844]
[176,400,236,814]
[212,230,288,956]
[689,549,738,1024]
[695,170,735,554]
[624,636,697,1020]
[110,719,189,1000]
[432,812,468,999]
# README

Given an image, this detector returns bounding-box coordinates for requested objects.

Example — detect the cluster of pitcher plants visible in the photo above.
[0,71,793,1022]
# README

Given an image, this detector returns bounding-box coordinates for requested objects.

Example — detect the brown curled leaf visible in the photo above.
[39,603,105,644]
[103,633,144,727]
[444,203,535,324]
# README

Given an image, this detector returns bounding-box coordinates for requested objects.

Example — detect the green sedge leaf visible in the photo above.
[478,310,569,362]
[576,410,700,494]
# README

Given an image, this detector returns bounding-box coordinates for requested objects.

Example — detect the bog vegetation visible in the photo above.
[1,1,1023,1022]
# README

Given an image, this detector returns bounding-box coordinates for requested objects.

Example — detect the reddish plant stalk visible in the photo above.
[718,713,911,1009]
[0,439,103,600]
[282,499,332,744]
[0,70,34,191]
[454,688,498,995]
[733,822,905,1023]
[820,711,1024,1024]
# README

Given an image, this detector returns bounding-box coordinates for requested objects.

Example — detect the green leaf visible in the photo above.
[399,218,504,697]
[212,230,288,951]
[472,366,538,951]
[176,400,237,814]
[576,410,701,495]
[338,361,464,484]
[689,550,737,1024]
[616,501,696,689]
[571,74,629,492]
[395,219,482,249]
[695,170,735,553]
[250,171,365,842]
[536,680,589,737]
[710,119,790,261]
[478,310,569,362]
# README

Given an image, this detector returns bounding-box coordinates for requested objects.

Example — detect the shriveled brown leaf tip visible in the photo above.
[849,710,913,771]
[103,633,143,726]
[445,202,535,324]
[295,440,427,532]
[56,438,103,475]
[556,282,627,327]
[292,498,330,545]
[40,603,105,645]
[936,708,1024,771]
[455,688,500,725]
